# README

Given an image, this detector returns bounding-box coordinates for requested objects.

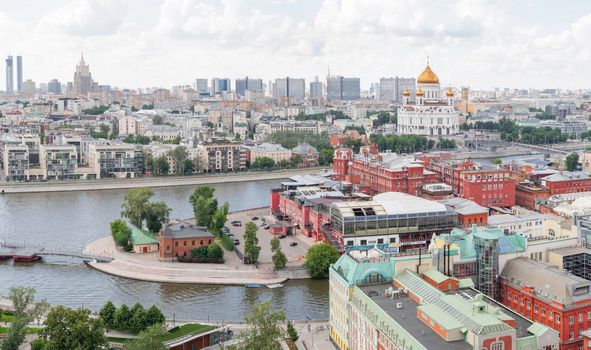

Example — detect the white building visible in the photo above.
[397,62,460,136]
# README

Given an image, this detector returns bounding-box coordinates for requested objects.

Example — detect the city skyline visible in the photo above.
[1,0,591,91]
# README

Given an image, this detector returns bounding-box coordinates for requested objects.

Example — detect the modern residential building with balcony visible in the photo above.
[88,143,144,179]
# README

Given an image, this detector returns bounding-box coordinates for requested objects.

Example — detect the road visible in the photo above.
[0,167,330,194]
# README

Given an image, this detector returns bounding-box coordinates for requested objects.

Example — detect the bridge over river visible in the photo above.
[0,238,113,263]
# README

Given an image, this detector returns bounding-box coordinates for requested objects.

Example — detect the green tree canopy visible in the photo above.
[190,186,218,228]
[114,304,132,331]
[211,202,229,234]
[240,301,286,350]
[40,306,106,350]
[244,222,261,264]
[169,146,189,175]
[121,188,154,227]
[145,305,166,327]
[110,219,132,250]
[145,201,172,233]
[305,243,340,279]
[208,243,225,261]
[99,301,117,329]
[1,287,48,350]
[129,303,147,334]
[126,324,168,350]
[565,153,579,171]
[251,157,275,170]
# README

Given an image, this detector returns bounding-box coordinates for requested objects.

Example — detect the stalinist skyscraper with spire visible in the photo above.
[70,53,96,96]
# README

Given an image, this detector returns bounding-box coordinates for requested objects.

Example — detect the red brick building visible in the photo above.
[438,197,488,226]
[332,147,438,195]
[515,182,551,210]
[427,160,516,208]
[541,172,591,195]
[499,257,591,350]
[159,220,214,259]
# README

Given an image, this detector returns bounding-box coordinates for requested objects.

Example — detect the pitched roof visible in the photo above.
[130,225,159,245]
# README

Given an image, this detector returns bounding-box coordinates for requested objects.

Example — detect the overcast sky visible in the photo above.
[2,0,591,90]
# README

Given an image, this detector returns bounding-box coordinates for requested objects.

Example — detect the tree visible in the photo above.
[287,321,299,342]
[114,304,132,331]
[40,306,106,350]
[305,243,340,279]
[129,303,147,334]
[169,146,188,175]
[208,243,224,261]
[110,220,132,249]
[319,148,334,165]
[436,138,456,150]
[145,305,166,327]
[211,202,229,234]
[1,287,48,350]
[154,156,169,176]
[290,154,303,167]
[30,339,47,350]
[145,201,171,233]
[565,153,579,171]
[182,159,194,175]
[494,158,503,165]
[270,237,287,269]
[244,222,261,264]
[99,301,117,329]
[240,301,286,350]
[153,115,164,125]
[126,324,168,350]
[190,186,218,228]
[251,157,275,170]
[121,188,154,228]
[191,246,209,259]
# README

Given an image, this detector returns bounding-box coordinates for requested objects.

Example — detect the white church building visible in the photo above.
[397,62,460,136]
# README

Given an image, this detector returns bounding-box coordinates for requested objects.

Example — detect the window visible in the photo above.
[191,240,195,246]
[200,240,204,245]
[534,305,538,313]
[175,241,178,247]
[580,313,584,322]
[491,342,504,350]
[569,331,574,340]
[570,315,574,324]
[556,314,561,324]
[183,241,187,246]
[549,311,553,319]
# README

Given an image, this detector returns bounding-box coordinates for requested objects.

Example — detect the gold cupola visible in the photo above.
[417,63,440,84]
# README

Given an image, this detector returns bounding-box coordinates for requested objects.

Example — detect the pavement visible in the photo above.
[226,208,314,266]
[84,208,317,285]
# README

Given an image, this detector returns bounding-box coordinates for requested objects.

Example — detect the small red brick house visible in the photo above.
[159,220,215,259]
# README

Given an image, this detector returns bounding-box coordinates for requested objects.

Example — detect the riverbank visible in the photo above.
[0,167,329,194]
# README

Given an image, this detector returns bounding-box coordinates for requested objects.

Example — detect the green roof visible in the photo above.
[472,227,505,240]
[458,278,475,289]
[130,225,159,245]
[161,324,216,342]
[331,253,395,286]
[423,268,451,284]
[527,322,550,337]
[418,303,463,331]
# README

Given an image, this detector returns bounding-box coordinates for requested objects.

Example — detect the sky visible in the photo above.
[2,0,591,91]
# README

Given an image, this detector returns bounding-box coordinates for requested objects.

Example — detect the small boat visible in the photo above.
[12,254,41,262]
[267,284,283,289]
[244,284,265,288]
[0,254,12,261]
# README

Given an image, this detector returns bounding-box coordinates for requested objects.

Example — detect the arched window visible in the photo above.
[365,273,385,284]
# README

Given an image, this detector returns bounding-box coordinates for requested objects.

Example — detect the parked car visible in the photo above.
[259,222,266,227]
[278,234,286,239]
[251,216,259,221]
[290,242,298,247]
[231,221,242,227]
[233,239,240,245]
[263,224,270,229]
[227,233,235,238]
[221,227,230,233]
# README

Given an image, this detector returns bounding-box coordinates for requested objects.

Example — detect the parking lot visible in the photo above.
[226,208,313,266]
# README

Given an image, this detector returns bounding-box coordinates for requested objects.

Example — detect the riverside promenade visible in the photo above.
[0,167,328,194]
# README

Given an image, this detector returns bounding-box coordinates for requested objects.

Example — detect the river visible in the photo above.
[0,180,329,321]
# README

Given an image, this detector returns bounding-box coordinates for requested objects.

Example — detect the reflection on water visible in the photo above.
[0,180,329,320]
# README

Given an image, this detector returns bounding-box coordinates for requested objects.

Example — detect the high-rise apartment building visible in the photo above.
[48,79,61,94]
[235,77,263,97]
[273,77,305,100]
[211,78,230,94]
[22,79,35,98]
[16,55,22,93]
[310,79,323,99]
[195,79,208,93]
[5,55,13,94]
[326,76,360,101]
[379,77,416,102]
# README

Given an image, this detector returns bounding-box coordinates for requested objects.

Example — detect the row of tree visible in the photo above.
[179,243,225,263]
[99,301,165,334]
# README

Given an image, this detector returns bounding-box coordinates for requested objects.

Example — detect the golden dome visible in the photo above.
[446,88,454,96]
[403,88,410,96]
[416,88,424,96]
[417,64,439,84]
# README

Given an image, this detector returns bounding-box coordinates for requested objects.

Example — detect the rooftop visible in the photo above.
[438,197,488,215]
[162,221,214,240]
[500,257,591,306]
[373,192,448,216]
[541,171,591,182]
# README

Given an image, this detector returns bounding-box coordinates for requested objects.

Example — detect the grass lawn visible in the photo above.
[106,336,132,344]
[161,324,216,342]
[0,326,40,334]
[0,314,14,322]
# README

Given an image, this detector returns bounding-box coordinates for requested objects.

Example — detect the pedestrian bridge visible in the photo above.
[0,238,113,263]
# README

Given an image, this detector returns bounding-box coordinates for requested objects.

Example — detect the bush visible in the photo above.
[208,243,224,260]
[191,246,209,259]
[30,338,47,350]
[287,321,299,342]
[111,219,132,248]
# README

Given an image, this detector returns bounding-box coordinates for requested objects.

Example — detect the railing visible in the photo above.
[0,238,113,262]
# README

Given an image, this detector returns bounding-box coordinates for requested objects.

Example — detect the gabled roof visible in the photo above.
[130,225,158,245]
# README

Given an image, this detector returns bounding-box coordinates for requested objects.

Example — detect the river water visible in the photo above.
[0,180,329,321]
